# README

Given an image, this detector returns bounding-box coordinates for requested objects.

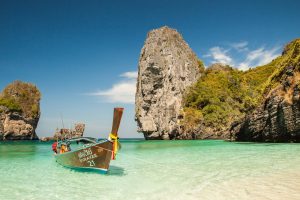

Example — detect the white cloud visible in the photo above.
[230,41,248,52]
[205,46,233,65]
[89,71,137,104]
[204,41,281,71]
[120,71,138,79]
[237,46,280,70]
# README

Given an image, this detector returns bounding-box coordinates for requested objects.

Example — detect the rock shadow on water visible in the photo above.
[232,141,290,146]
[0,141,38,159]
[134,140,224,150]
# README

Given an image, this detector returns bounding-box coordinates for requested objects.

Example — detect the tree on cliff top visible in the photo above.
[0,80,41,118]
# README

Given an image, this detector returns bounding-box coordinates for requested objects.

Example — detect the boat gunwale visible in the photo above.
[55,139,112,156]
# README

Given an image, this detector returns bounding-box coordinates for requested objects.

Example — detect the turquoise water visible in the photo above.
[0,140,300,200]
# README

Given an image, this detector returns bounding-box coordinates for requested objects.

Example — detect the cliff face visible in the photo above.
[0,81,41,140]
[135,26,202,139]
[182,62,279,139]
[135,26,300,142]
[231,39,300,142]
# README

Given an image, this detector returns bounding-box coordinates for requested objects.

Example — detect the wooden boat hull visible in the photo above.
[55,140,113,172]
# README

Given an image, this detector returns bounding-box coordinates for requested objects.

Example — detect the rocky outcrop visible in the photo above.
[0,109,39,140]
[135,27,300,142]
[53,123,85,140]
[41,123,85,142]
[135,26,202,139]
[231,39,300,142]
[0,81,41,140]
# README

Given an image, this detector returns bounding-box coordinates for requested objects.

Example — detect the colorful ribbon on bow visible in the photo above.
[109,133,118,160]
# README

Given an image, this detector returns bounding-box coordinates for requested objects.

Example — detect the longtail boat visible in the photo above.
[52,107,124,173]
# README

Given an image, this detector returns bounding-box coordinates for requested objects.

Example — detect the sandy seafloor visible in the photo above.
[0,140,299,200]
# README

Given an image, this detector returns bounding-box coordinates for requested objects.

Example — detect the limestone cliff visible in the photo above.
[231,39,300,142]
[135,26,202,139]
[135,26,300,142]
[0,81,41,140]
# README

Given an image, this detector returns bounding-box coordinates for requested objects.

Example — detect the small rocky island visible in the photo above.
[135,26,300,142]
[40,123,85,141]
[0,81,41,140]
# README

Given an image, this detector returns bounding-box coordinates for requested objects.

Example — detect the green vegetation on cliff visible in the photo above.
[0,81,41,117]
[183,56,279,131]
[260,39,300,95]
[0,98,21,112]
[183,38,300,133]
[185,64,247,131]
[232,39,300,142]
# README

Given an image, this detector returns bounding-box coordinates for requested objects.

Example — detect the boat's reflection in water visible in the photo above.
[68,165,125,176]
[107,165,125,176]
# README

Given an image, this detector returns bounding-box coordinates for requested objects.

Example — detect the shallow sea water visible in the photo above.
[0,140,300,200]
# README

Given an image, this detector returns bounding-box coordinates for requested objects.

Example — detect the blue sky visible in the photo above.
[0,0,299,138]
